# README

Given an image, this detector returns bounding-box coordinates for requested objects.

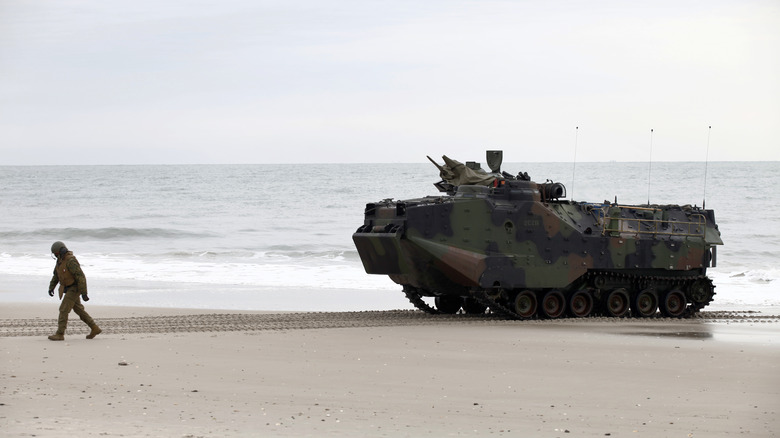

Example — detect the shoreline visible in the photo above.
[2,303,779,437]
[4,272,780,313]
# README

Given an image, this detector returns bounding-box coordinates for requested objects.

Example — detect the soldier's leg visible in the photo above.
[72,296,95,327]
[72,294,101,339]
[57,290,78,335]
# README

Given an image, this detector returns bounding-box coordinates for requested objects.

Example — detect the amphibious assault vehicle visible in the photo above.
[353,151,723,319]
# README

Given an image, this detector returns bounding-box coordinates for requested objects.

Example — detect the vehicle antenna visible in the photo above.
[571,126,578,200]
[647,128,654,205]
[703,125,711,209]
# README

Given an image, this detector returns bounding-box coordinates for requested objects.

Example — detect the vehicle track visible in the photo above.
[1,310,778,338]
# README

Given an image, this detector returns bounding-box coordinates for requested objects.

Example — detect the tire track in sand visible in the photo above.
[1,310,778,337]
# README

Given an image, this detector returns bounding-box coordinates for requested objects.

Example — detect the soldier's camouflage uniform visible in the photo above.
[49,251,98,336]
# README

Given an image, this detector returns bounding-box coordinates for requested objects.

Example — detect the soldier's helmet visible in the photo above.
[51,241,68,255]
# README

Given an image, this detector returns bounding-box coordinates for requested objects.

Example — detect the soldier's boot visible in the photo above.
[86,324,102,339]
[48,333,64,341]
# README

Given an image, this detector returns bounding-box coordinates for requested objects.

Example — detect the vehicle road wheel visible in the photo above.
[660,289,687,318]
[568,290,593,318]
[513,290,537,319]
[688,279,714,304]
[434,296,462,314]
[604,288,630,317]
[540,290,566,319]
[632,289,658,318]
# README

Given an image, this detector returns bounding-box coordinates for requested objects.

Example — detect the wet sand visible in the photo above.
[1,304,779,437]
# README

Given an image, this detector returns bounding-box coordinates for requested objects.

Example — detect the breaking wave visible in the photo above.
[0,227,217,241]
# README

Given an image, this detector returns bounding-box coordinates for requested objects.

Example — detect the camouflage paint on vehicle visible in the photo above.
[353,152,723,319]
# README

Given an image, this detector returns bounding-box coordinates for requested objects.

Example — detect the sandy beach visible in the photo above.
[2,303,779,437]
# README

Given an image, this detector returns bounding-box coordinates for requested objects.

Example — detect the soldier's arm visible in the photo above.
[49,267,59,292]
[66,258,88,295]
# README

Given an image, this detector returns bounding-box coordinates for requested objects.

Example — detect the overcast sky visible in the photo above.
[1,0,778,164]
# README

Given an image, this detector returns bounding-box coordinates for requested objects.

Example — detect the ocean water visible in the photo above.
[1,161,778,311]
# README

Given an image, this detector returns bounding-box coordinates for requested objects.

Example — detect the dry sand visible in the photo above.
[1,303,779,437]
